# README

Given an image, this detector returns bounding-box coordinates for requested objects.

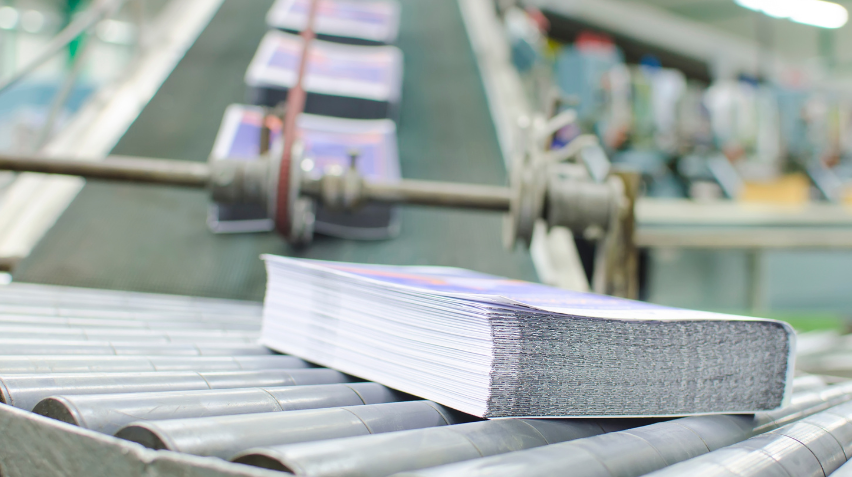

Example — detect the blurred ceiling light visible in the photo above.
[735,0,848,29]
[0,7,18,30]
[96,19,135,45]
[20,10,44,33]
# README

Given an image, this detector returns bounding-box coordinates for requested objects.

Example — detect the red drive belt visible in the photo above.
[275,0,320,236]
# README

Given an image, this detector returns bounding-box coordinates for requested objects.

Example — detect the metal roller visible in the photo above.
[0,368,350,410]
[115,400,460,459]
[644,400,852,477]
[0,306,261,327]
[0,339,272,356]
[0,303,261,322]
[0,326,259,343]
[34,382,403,435]
[0,314,261,331]
[391,382,852,477]
[0,285,261,314]
[833,458,852,477]
[0,325,258,339]
[231,417,648,476]
[791,374,829,393]
[0,355,308,374]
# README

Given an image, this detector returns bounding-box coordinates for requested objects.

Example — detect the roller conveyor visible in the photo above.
[2,283,852,477]
[2,1,852,477]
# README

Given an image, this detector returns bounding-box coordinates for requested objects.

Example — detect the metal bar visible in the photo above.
[0,339,273,356]
[0,302,260,318]
[34,382,402,435]
[0,157,512,211]
[0,314,260,331]
[363,180,511,211]
[0,368,349,411]
[0,282,261,311]
[0,355,308,374]
[644,400,852,477]
[0,305,261,323]
[0,325,258,342]
[299,178,513,211]
[0,302,261,319]
[0,303,261,321]
[390,382,852,477]
[0,154,210,187]
[0,324,259,337]
[0,307,261,324]
[115,401,458,459]
[231,418,645,476]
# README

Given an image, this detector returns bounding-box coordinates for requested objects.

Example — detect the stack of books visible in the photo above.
[245,30,403,120]
[260,256,795,418]
[208,104,400,237]
[266,0,400,45]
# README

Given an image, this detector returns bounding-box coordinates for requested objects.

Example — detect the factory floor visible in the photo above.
[11,0,537,301]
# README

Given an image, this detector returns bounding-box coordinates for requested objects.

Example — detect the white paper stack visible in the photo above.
[260,257,796,418]
[267,0,400,45]
[245,30,403,120]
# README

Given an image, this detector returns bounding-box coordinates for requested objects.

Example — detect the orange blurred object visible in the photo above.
[739,173,810,205]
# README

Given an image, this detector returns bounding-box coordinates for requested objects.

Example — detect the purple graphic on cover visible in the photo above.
[284,0,393,26]
[267,0,400,44]
[268,39,390,83]
[220,106,398,180]
[246,31,402,102]
[264,255,769,322]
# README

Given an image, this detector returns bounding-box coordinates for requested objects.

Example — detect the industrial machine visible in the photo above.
[0,109,637,298]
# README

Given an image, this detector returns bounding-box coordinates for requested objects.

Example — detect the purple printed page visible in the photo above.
[263,255,780,322]
[245,30,403,101]
[211,104,399,180]
[267,0,400,44]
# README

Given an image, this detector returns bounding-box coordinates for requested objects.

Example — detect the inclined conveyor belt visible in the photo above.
[10,0,538,301]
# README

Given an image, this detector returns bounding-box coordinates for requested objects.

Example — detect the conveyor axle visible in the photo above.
[0,142,635,297]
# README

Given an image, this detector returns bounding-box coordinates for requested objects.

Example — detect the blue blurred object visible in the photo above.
[510,37,538,73]
[0,79,95,151]
[554,45,623,123]
[775,87,811,160]
[639,54,661,69]
[612,149,684,197]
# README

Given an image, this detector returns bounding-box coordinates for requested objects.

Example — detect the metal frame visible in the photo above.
[0,402,279,477]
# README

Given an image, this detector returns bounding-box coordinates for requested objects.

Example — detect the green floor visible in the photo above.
[12,0,537,301]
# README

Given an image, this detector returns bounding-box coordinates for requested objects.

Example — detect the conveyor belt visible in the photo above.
[2,283,852,477]
[10,0,537,301]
